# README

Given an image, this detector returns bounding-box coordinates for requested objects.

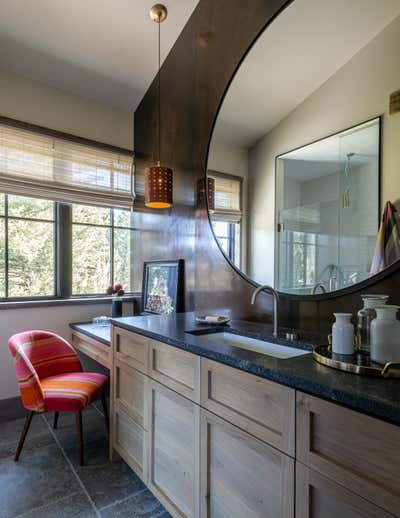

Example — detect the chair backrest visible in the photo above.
[8,330,82,412]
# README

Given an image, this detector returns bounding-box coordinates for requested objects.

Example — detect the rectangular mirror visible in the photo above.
[276,118,380,294]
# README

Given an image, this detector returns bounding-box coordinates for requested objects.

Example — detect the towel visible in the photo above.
[370,201,400,275]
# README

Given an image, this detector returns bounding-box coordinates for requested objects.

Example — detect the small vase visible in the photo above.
[370,305,400,364]
[357,295,388,353]
[332,313,354,355]
[111,298,123,318]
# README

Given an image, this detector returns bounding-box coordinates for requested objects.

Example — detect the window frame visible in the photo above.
[0,196,136,302]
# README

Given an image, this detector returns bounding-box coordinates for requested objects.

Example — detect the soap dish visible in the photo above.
[195,315,230,325]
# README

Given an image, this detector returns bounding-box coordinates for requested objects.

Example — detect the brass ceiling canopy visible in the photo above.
[149,4,168,24]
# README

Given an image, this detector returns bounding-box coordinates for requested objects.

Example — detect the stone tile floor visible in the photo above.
[0,403,170,518]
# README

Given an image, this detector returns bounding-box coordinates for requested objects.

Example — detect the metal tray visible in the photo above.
[313,345,400,378]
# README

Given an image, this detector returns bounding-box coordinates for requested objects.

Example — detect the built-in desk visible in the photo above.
[69,322,111,369]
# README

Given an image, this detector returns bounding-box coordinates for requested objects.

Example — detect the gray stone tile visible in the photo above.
[43,406,108,451]
[15,490,96,518]
[0,442,80,518]
[99,489,167,518]
[65,438,145,509]
[0,414,54,460]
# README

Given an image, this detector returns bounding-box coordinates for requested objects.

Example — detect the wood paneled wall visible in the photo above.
[133,0,400,334]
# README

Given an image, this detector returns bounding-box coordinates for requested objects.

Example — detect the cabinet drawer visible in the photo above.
[113,405,147,482]
[296,393,400,514]
[149,341,200,402]
[200,358,295,455]
[71,331,111,369]
[296,463,395,518]
[113,327,149,374]
[200,408,294,518]
[114,360,147,429]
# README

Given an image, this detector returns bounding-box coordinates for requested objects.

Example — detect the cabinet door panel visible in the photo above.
[148,381,200,518]
[200,409,294,518]
[296,464,395,518]
[296,393,400,514]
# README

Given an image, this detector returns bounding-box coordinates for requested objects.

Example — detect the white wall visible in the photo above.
[0,70,134,401]
[0,68,132,149]
[248,14,400,285]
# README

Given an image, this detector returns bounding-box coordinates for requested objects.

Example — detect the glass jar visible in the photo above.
[357,295,389,353]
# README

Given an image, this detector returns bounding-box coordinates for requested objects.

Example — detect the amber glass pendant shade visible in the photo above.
[145,165,173,208]
[197,177,215,212]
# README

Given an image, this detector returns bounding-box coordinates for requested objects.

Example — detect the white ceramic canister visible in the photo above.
[370,305,400,364]
[332,313,354,355]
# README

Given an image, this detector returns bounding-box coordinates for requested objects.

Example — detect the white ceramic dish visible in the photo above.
[195,315,230,325]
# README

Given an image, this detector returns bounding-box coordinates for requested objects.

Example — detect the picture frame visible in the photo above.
[141,259,184,315]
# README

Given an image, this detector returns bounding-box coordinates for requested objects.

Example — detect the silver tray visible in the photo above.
[313,345,400,378]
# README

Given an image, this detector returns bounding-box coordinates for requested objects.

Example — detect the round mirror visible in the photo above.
[207,0,400,296]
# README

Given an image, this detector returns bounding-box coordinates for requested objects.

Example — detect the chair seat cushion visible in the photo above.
[41,372,108,412]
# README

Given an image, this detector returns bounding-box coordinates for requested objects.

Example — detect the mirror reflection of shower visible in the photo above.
[276,118,380,295]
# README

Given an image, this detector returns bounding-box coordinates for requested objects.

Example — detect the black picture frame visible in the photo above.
[141,259,184,314]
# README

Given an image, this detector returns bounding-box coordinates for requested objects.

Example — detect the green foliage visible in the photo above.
[0,196,134,298]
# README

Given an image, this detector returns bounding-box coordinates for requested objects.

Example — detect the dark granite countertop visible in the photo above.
[69,322,111,346]
[109,312,400,426]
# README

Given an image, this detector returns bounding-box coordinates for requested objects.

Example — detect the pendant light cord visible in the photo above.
[158,19,161,167]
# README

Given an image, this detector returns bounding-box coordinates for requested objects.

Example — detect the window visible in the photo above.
[212,220,238,263]
[72,204,134,295]
[0,194,55,298]
[0,194,135,300]
[0,118,135,301]
[208,171,242,268]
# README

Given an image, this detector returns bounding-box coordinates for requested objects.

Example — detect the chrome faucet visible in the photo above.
[312,282,327,294]
[251,285,279,338]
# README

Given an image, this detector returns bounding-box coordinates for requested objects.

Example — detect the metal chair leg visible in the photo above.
[53,411,59,430]
[15,411,34,461]
[76,410,84,466]
[100,393,109,434]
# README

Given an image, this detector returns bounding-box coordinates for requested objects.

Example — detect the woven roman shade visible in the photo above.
[0,122,134,208]
[208,171,242,223]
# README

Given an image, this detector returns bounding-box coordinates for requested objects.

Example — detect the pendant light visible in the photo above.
[197,177,215,213]
[145,4,173,209]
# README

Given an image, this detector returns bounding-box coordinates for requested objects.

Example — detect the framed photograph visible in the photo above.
[142,259,184,314]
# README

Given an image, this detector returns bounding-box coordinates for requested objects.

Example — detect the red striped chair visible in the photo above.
[8,330,109,465]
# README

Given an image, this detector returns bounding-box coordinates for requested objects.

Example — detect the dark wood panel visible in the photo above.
[133,0,400,334]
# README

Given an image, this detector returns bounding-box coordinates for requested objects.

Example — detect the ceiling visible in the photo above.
[212,0,400,149]
[0,0,199,110]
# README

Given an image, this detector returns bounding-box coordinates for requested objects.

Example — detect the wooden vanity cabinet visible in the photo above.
[200,408,294,518]
[110,328,400,518]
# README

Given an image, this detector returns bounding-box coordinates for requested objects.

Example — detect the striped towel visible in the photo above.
[370,201,400,275]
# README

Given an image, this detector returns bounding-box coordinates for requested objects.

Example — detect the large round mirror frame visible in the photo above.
[205,2,399,301]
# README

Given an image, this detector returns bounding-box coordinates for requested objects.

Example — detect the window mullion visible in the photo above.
[57,203,72,297]
[110,208,114,286]
[4,194,8,298]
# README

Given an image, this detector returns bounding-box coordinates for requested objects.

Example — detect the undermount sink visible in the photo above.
[196,331,311,359]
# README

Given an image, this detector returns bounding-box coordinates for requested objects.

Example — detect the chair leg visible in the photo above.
[100,393,109,434]
[53,411,59,430]
[76,410,84,466]
[15,411,34,461]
